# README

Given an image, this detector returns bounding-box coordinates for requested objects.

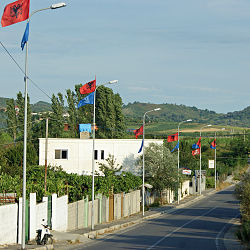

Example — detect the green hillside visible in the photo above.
[31,101,52,113]
[0,97,51,113]
[123,102,250,128]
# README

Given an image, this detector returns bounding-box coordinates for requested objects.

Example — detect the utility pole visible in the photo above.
[45,118,48,193]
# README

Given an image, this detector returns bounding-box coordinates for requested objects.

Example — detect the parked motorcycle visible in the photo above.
[35,219,53,245]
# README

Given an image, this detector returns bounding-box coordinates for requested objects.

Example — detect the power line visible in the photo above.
[0,41,52,100]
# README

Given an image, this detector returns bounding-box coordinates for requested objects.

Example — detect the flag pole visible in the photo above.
[91,89,96,231]
[142,108,161,217]
[199,124,212,195]
[177,119,191,204]
[21,26,29,250]
[19,5,66,249]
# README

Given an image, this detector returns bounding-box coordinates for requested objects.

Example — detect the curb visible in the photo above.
[84,192,213,239]
[30,245,53,250]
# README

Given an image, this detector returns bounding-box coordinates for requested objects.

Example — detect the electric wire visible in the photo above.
[0,41,52,100]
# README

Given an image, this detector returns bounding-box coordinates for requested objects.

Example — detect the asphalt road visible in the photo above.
[66,186,240,250]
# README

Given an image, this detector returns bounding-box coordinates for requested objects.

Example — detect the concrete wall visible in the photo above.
[52,194,68,231]
[39,139,163,175]
[181,180,190,198]
[114,194,122,220]
[0,204,18,245]
[68,199,87,231]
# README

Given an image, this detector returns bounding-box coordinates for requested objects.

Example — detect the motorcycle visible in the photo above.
[35,219,53,245]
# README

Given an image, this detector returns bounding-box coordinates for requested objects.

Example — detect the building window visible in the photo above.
[94,150,98,160]
[101,150,104,160]
[55,149,68,159]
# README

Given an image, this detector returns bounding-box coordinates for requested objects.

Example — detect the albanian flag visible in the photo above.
[1,0,30,27]
[134,125,143,139]
[167,133,178,142]
[210,139,216,149]
[80,79,96,94]
[192,137,201,155]
[192,148,200,156]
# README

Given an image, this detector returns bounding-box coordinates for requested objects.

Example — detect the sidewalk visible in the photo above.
[1,188,241,250]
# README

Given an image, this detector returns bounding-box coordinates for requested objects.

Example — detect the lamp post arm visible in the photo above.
[29,7,51,20]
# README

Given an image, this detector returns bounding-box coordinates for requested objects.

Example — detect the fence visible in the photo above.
[0,190,140,245]
[145,180,190,206]
[0,193,16,205]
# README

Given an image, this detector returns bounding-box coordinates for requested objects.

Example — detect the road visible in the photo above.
[62,186,240,250]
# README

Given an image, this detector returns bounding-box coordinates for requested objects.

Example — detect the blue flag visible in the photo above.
[78,92,94,108]
[171,141,179,152]
[192,143,199,149]
[138,139,144,153]
[21,22,29,51]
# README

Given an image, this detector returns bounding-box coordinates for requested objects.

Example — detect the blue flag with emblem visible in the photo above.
[77,92,94,108]
[21,22,29,50]
[171,141,179,152]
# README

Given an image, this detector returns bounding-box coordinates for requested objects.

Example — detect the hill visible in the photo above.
[0,97,51,113]
[123,102,250,128]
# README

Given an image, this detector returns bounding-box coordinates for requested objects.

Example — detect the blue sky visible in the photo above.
[1,0,250,113]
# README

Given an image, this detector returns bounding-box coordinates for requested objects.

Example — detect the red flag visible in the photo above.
[1,0,30,27]
[196,137,201,148]
[80,79,96,94]
[192,148,200,156]
[134,125,143,139]
[210,139,216,149]
[167,133,178,142]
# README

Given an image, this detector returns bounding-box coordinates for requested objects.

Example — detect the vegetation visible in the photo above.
[139,143,178,203]
[123,102,250,128]
[235,173,250,245]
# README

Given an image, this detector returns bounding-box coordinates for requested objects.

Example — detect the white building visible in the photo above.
[39,138,163,175]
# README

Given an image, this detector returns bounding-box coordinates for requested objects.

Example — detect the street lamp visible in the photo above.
[142,107,161,216]
[199,124,212,195]
[91,79,118,230]
[177,119,192,204]
[214,128,225,189]
[21,3,66,249]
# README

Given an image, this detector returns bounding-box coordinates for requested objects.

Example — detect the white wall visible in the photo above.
[52,194,68,231]
[39,139,163,175]
[0,204,18,245]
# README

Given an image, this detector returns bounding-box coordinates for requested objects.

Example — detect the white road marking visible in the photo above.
[147,206,218,250]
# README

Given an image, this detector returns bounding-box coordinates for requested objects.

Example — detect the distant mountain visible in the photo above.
[123,102,250,128]
[31,101,52,113]
[0,97,249,128]
[0,97,51,113]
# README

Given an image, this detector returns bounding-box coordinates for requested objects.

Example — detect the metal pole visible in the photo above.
[177,124,180,204]
[45,118,49,193]
[21,36,28,250]
[199,129,202,195]
[142,113,145,216]
[91,90,96,230]
[214,131,216,190]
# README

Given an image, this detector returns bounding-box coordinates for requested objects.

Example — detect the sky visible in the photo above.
[0,0,250,114]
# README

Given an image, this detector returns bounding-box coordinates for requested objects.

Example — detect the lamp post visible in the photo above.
[21,3,66,249]
[199,124,212,195]
[142,107,161,216]
[214,128,225,190]
[177,119,192,204]
[91,79,118,231]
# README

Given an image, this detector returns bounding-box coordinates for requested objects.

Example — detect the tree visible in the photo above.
[140,143,178,200]
[6,98,17,141]
[65,89,79,138]
[98,154,122,176]
[16,91,32,140]
[50,93,65,138]
[113,93,125,138]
